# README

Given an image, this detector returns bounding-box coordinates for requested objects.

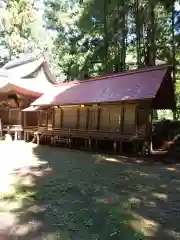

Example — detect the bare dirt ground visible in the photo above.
[0,141,180,239]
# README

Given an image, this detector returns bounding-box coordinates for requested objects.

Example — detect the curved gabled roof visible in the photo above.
[2,54,57,84]
[0,54,58,97]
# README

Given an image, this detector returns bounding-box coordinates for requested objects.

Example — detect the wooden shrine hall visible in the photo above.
[23,64,175,155]
[0,54,57,139]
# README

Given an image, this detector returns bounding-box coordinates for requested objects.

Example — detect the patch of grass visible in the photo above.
[1,144,180,239]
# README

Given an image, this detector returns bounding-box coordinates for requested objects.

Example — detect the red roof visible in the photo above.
[0,78,41,97]
[31,65,175,109]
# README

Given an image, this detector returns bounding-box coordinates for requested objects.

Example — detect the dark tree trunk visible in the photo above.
[135,0,141,67]
[171,0,177,120]
[104,0,108,73]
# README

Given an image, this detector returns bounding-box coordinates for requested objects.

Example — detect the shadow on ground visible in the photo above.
[1,143,180,239]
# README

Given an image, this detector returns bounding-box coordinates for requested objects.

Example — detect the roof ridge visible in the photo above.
[79,64,171,84]
[2,54,43,70]
[56,64,171,87]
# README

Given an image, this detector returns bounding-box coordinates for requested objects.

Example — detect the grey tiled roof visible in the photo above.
[3,53,40,70]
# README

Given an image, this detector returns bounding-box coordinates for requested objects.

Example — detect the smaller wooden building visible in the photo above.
[24,65,175,154]
[0,55,57,139]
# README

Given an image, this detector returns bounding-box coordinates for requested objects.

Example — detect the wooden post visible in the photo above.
[85,138,88,149]
[0,118,2,138]
[86,107,89,130]
[148,109,153,154]
[113,141,117,153]
[135,106,138,135]
[50,135,54,145]
[95,139,98,149]
[27,132,30,142]
[52,108,54,130]
[14,131,18,141]
[76,108,80,129]
[120,102,124,132]
[119,141,122,153]
[37,133,40,145]
[97,105,100,130]
[88,138,91,149]
[23,112,26,128]
[142,105,153,155]
[61,108,63,128]
[24,131,26,141]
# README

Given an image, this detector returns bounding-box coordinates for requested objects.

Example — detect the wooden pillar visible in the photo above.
[85,138,88,149]
[135,106,138,135]
[0,118,2,138]
[27,132,30,142]
[37,133,40,145]
[88,138,91,149]
[95,139,98,149]
[23,111,26,141]
[120,102,124,132]
[22,112,25,128]
[86,107,89,130]
[61,108,63,128]
[148,109,153,154]
[52,108,55,129]
[14,131,18,141]
[50,135,54,145]
[24,131,26,141]
[46,111,48,127]
[69,129,71,148]
[119,141,122,153]
[113,141,117,153]
[76,108,80,129]
[97,105,100,130]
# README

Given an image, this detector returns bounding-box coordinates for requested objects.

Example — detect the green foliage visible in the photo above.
[43,0,178,76]
[0,0,53,61]
[0,0,36,56]
[43,0,180,119]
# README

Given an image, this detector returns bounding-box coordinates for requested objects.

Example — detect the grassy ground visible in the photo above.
[0,142,180,239]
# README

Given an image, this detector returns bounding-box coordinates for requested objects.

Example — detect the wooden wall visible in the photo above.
[99,105,122,132]
[123,103,136,133]
[136,101,151,137]
[78,107,87,129]
[62,107,77,129]
[38,100,151,137]
[25,112,38,126]
[88,106,98,130]
[0,108,9,125]
[39,111,47,126]
[54,108,62,128]
[0,107,22,126]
